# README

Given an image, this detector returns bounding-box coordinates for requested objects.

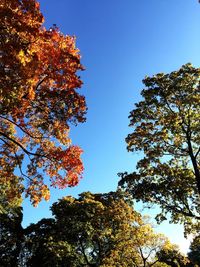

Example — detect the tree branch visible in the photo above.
[0,137,33,181]
[0,115,46,139]
[0,131,43,157]
[195,146,200,159]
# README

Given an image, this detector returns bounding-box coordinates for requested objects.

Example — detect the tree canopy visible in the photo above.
[157,247,190,267]
[0,191,183,267]
[0,0,87,209]
[0,207,24,267]
[1,1,199,264]
[188,234,200,265]
[43,191,142,267]
[119,63,200,234]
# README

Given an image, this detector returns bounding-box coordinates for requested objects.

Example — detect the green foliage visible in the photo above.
[119,63,200,234]
[0,207,23,267]
[188,235,200,266]
[157,247,190,267]
[49,191,142,266]
[1,191,183,266]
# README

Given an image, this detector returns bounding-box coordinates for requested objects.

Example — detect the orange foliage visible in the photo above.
[0,0,87,206]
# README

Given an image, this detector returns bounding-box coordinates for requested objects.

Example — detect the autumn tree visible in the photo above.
[0,0,87,208]
[132,222,172,267]
[119,63,200,234]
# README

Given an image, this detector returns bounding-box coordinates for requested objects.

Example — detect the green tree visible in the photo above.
[24,218,75,267]
[119,64,200,234]
[25,191,175,267]
[20,191,142,266]
[188,235,200,266]
[46,191,142,267]
[0,207,24,267]
[1,191,184,267]
[157,247,190,267]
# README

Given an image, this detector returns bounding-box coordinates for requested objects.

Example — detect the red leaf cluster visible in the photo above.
[0,0,87,206]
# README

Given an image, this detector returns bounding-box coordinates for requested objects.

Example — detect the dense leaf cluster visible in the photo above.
[119,64,200,235]
[0,0,87,208]
[0,192,189,267]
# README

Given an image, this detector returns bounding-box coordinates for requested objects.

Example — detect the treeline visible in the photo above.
[0,191,195,266]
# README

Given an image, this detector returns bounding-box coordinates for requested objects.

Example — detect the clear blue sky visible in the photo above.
[22,0,200,253]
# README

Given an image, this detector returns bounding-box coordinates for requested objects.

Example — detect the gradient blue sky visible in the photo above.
[22,0,200,253]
